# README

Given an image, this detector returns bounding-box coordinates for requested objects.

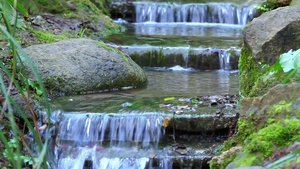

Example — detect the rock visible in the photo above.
[210,146,242,168]
[241,83,300,113]
[243,6,300,65]
[23,38,147,95]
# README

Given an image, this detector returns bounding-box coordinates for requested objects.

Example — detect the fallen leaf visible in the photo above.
[164,97,175,101]
[180,105,189,109]
[162,117,171,127]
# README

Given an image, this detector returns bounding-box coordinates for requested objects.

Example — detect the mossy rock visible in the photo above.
[240,6,300,97]
[227,119,300,168]
[214,84,300,168]
[23,38,147,95]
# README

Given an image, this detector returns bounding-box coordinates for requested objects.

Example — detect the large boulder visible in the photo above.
[243,5,300,65]
[23,38,147,95]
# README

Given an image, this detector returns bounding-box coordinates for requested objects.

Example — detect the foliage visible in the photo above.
[78,27,87,38]
[255,0,295,13]
[0,0,28,29]
[271,49,300,84]
[2,139,38,168]
[239,47,300,97]
[255,3,275,12]
[0,0,50,169]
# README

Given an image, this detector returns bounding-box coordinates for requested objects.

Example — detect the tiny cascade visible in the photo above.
[55,146,175,169]
[58,112,164,147]
[135,2,255,25]
[117,45,240,69]
[57,147,151,169]
[218,49,231,70]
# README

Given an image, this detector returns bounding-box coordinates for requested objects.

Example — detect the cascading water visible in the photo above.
[58,112,164,147]
[134,2,255,25]
[108,1,256,70]
[49,111,171,169]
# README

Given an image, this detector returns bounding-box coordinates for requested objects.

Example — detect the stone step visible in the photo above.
[50,144,213,169]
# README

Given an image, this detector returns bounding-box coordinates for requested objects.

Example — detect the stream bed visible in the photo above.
[41,0,257,168]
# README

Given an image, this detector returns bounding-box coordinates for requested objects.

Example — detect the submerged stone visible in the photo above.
[23,38,147,95]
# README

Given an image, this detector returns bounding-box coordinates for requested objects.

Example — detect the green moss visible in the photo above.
[235,153,259,166]
[224,119,300,167]
[44,76,75,94]
[246,119,300,158]
[28,29,68,44]
[239,46,292,97]
[65,0,120,35]
[268,100,292,114]
[239,47,261,97]
[224,99,299,153]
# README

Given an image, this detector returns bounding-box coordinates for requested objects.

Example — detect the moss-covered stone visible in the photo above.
[215,85,300,168]
[245,119,300,158]
[228,119,300,167]
[23,38,147,95]
[210,146,242,169]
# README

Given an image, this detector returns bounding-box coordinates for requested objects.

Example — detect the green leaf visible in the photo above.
[7,0,29,17]
[271,60,282,71]
[36,88,43,95]
[279,49,300,72]
[122,55,128,61]
[27,79,37,88]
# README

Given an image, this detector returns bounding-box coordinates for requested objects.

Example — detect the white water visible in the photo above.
[111,45,238,70]
[134,2,255,25]
[58,112,165,147]
[132,22,242,37]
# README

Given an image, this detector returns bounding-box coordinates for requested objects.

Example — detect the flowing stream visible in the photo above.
[42,1,256,168]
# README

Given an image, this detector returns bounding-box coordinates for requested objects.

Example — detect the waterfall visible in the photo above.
[134,2,255,25]
[218,49,231,70]
[114,45,240,69]
[58,112,164,147]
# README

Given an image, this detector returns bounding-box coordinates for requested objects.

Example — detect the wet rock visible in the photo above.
[110,2,136,22]
[31,15,47,26]
[23,38,147,95]
[176,149,188,155]
[243,5,300,65]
